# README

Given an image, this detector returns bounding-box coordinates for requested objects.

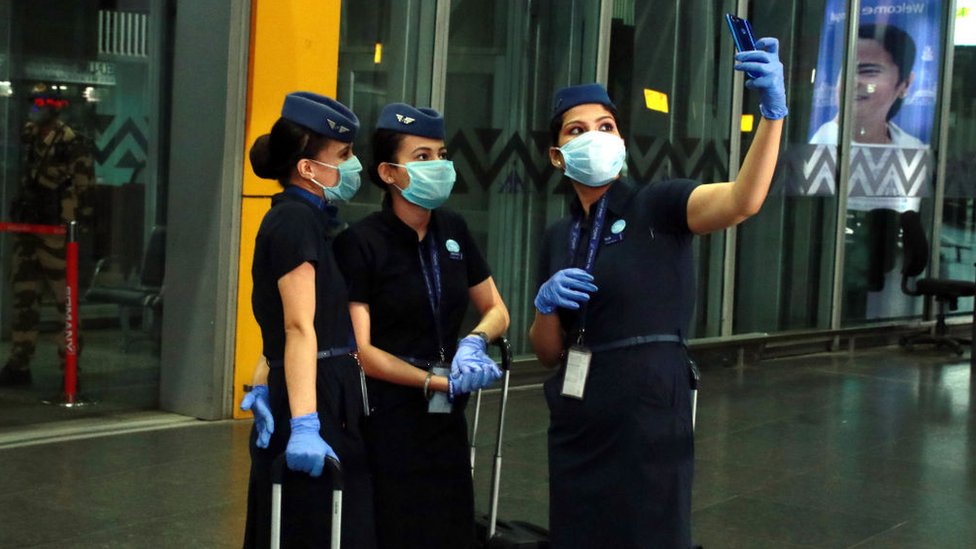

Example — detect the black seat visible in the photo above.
[899,211,974,354]
[86,225,166,351]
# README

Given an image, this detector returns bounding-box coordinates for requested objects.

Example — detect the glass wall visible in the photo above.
[0,0,171,428]
[735,0,843,334]
[608,0,735,338]
[442,0,603,354]
[839,0,944,324]
[337,0,437,223]
[938,5,976,315]
[334,0,969,348]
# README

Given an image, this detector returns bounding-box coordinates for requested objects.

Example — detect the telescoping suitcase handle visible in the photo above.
[270,454,343,549]
[468,336,513,541]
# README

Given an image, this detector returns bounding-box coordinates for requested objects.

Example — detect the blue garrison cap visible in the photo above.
[551,83,616,122]
[280,91,359,142]
[377,103,445,139]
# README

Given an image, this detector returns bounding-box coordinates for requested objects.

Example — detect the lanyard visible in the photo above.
[567,194,609,345]
[417,233,447,362]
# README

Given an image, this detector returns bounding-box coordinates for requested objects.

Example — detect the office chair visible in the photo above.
[86,225,165,351]
[899,210,974,355]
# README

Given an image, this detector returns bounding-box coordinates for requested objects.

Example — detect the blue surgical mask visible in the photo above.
[390,159,456,210]
[309,156,363,203]
[556,131,626,187]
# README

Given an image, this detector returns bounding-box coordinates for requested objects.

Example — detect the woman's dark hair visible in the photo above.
[859,24,916,120]
[369,128,408,193]
[548,104,621,146]
[249,117,331,187]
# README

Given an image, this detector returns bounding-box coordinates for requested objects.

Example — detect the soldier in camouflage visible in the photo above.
[0,86,94,386]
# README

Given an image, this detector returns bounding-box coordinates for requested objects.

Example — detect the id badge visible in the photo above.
[561,346,592,400]
[428,366,453,414]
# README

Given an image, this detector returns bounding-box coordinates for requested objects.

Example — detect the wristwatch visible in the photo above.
[469,331,490,345]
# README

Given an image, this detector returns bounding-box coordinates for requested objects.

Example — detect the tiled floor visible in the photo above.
[1,347,974,548]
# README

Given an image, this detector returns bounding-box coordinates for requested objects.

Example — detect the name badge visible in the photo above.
[428,365,453,413]
[561,346,592,400]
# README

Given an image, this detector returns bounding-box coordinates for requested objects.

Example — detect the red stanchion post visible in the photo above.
[63,220,80,404]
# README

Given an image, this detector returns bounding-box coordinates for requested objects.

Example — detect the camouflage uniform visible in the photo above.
[5,120,94,374]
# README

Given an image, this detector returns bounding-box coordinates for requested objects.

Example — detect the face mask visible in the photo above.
[389,160,456,210]
[308,155,362,202]
[556,131,626,187]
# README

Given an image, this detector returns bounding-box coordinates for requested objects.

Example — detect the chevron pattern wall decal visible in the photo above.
[445,129,730,194]
[780,144,934,199]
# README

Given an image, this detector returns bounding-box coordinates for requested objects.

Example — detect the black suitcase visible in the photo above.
[471,337,551,548]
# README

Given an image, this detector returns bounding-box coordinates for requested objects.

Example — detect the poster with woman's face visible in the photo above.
[809,0,942,147]
[788,0,942,211]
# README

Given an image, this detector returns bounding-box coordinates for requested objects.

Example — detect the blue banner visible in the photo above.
[808,0,942,146]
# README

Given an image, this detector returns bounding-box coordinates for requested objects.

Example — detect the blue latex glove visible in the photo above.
[451,335,487,377]
[735,37,788,120]
[240,384,274,449]
[470,356,503,391]
[286,412,339,477]
[534,268,598,315]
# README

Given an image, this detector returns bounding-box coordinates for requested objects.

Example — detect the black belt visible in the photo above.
[267,346,356,368]
[584,334,687,354]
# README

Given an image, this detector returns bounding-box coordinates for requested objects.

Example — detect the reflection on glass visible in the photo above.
[834,2,942,323]
[734,0,838,333]
[0,2,169,424]
[938,14,976,316]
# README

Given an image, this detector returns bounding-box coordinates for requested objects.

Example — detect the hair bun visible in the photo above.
[249,133,280,179]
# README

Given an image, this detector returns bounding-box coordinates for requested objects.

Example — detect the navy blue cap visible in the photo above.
[377,103,445,139]
[281,92,359,142]
[551,83,616,122]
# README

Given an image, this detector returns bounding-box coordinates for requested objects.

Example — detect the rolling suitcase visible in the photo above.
[471,337,551,548]
[270,453,343,549]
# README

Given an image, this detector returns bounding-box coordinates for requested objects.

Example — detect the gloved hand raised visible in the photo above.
[534,268,598,315]
[735,37,788,120]
[286,412,339,477]
[240,384,274,449]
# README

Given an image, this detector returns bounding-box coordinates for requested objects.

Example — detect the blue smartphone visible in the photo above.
[725,14,758,52]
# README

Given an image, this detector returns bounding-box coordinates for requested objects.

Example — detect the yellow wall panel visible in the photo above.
[233,0,343,419]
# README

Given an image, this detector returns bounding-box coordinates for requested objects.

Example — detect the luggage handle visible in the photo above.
[468,336,513,542]
[271,454,343,549]
[469,337,512,473]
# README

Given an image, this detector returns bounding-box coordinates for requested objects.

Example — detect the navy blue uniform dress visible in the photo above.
[538,178,700,549]
[334,205,491,549]
[244,191,377,549]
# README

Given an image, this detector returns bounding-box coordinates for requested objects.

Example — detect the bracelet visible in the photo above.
[469,331,490,345]
[423,371,434,401]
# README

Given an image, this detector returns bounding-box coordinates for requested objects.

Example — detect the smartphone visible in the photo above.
[725,14,758,52]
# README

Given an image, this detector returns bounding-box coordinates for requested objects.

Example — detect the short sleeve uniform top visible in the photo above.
[251,192,354,360]
[537,178,700,345]
[333,207,491,362]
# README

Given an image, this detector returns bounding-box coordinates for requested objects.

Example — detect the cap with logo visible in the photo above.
[550,83,616,123]
[280,91,359,142]
[376,102,445,140]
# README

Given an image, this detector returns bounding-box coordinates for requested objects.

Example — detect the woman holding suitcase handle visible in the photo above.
[529,39,787,547]
[242,91,377,549]
[334,102,509,549]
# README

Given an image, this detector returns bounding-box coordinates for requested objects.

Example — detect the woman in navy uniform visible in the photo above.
[530,39,788,548]
[243,92,376,549]
[334,103,509,549]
